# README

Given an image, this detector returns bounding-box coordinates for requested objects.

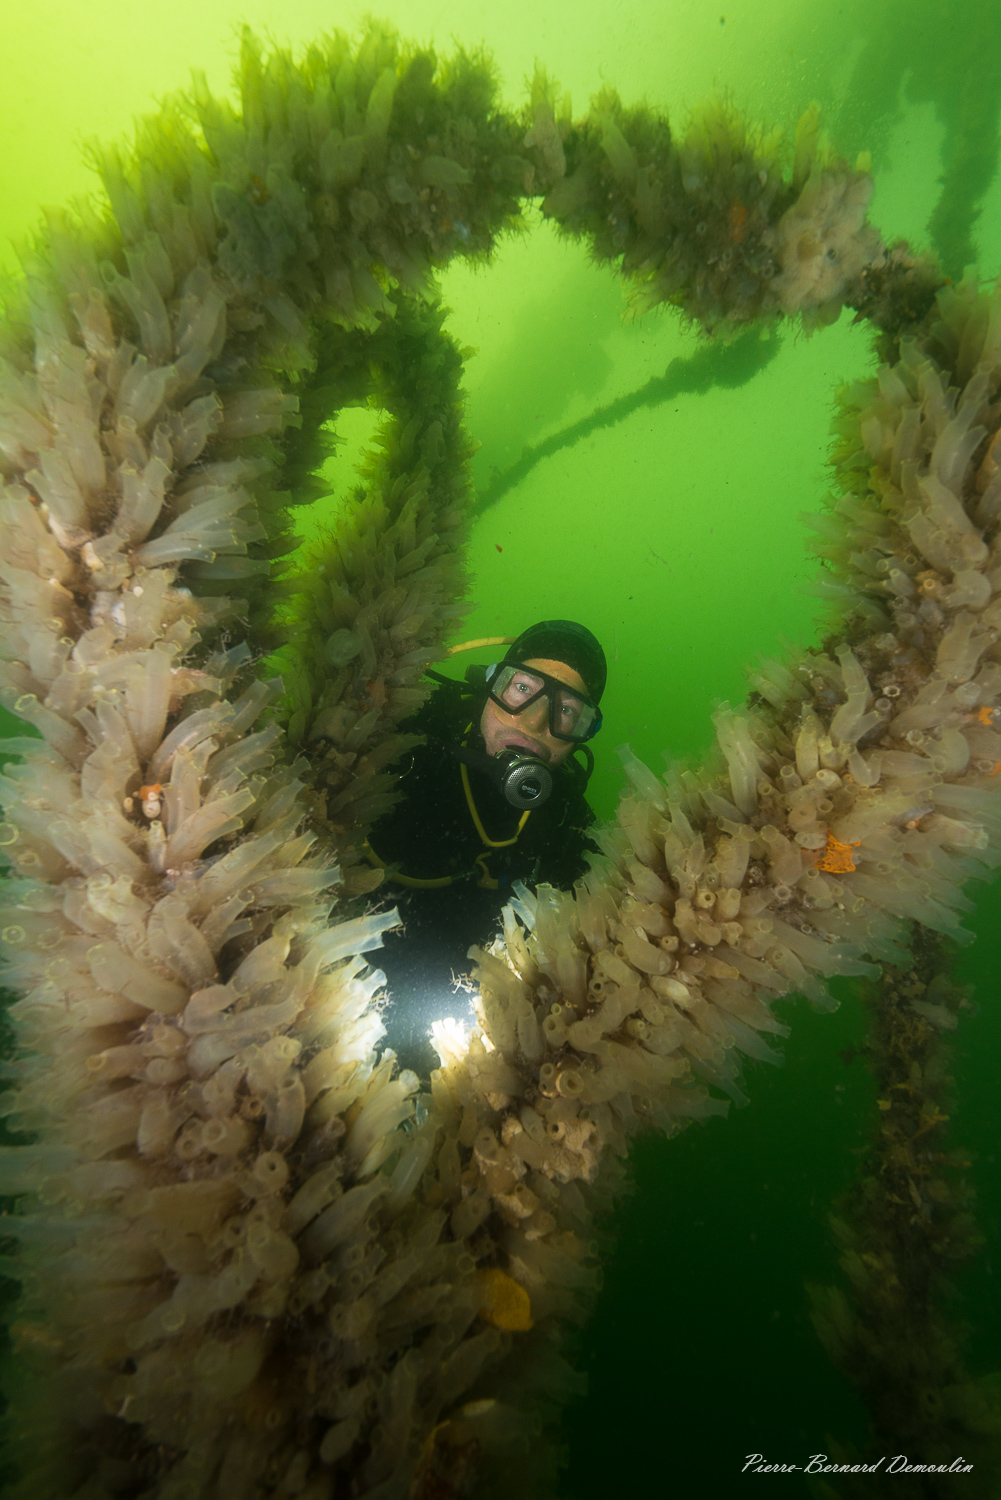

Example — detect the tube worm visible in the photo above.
[453,273,1001,1483]
[808,927,1000,1481]
[0,29,523,1499]
[473,278,1001,1081]
[0,21,987,1500]
[524,76,943,339]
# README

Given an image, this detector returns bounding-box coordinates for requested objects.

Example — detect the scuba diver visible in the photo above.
[365,619,606,1074]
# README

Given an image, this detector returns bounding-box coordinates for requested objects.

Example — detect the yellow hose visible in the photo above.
[446,636,515,654]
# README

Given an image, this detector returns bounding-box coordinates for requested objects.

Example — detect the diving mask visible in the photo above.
[486,662,603,743]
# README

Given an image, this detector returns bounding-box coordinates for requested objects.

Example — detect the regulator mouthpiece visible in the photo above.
[495,751,553,808]
[453,745,553,808]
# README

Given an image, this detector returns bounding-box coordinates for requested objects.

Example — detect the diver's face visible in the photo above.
[479,657,587,765]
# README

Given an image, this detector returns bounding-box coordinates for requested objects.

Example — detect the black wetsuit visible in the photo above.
[366,675,597,1073]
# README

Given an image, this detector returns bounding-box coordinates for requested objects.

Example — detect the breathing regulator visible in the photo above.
[453,743,553,809]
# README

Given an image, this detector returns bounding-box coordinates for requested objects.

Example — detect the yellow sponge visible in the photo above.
[476,1269,534,1331]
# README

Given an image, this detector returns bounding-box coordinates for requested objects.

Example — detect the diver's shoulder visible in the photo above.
[404,675,471,736]
[554,753,596,813]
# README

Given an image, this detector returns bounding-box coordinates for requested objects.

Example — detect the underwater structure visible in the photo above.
[0,23,998,1499]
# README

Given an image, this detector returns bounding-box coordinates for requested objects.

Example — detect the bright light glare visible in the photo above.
[429,1015,472,1069]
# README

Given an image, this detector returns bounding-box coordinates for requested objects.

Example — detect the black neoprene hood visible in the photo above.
[502,620,608,703]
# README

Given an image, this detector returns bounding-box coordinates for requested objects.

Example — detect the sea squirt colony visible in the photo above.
[0,22,996,1500]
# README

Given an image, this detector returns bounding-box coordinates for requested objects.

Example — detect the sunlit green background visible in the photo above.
[3,2,1000,1495]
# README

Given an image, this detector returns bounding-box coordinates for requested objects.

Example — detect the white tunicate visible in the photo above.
[324,629,363,666]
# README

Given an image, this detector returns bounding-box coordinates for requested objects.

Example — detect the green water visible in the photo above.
[2,2,1000,1495]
